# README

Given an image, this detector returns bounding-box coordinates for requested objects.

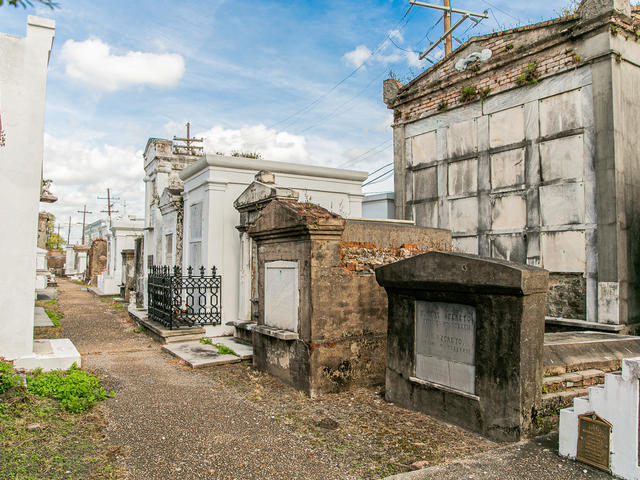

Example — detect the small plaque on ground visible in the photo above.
[415,301,476,394]
[577,413,611,472]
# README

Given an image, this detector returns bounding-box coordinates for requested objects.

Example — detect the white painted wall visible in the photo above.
[0,17,55,360]
[180,155,367,333]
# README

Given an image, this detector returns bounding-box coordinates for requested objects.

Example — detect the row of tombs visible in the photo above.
[102,164,638,479]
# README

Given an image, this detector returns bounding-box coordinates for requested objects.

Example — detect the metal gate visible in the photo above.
[147,266,222,329]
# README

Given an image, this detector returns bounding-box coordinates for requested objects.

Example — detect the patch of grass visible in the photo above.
[47,299,58,305]
[26,364,114,413]
[199,337,237,356]
[0,361,117,478]
[45,309,63,327]
[111,302,127,314]
[0,394,117,479]
[0,361,22,394]
[132,326,145,334]
[505,43,514,51]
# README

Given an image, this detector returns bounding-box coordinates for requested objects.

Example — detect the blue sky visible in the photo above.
[1,0,568,242]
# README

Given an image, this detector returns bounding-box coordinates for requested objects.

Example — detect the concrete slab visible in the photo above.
[13,339,81,372]
[36,287,57,301]
[543,331,640,375]
[214,336,253,360]
[162,341,241,368]
[88,286,116,297]
[34,306,54,327]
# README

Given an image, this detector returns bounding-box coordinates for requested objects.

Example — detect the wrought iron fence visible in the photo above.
[147,265,222,329]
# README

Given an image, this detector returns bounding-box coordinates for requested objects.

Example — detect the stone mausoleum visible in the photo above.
[0,16,79,370]
[247,199,451,396]
[376,252,549,441]
[383,0,640,332]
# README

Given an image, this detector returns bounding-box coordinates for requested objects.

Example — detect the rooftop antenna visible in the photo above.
[173,122,204,156]
[410,0,488,59]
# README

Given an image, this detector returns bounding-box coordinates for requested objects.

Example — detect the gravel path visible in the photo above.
[58,279,347,480]
[385,433,612,480]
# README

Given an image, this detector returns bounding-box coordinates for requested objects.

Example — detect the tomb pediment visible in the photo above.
[233,181,298,211]
[158,188,182,212]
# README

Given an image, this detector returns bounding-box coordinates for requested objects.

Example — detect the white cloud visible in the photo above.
[42,134,144,244]
[406,51,422,68]
[342,45,372,68]
[343,28,425,70]
[197,124,309,164]
[388,29,404,42]
[59,38,185,91]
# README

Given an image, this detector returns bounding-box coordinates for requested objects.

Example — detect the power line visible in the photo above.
[363,167,394,186]
[295,70,387,134]
[339,139,392,168]
[367,161,394,178]
[269,8,416,130]
[479,0,520,24]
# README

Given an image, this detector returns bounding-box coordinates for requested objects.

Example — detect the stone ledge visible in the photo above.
[253,324,299,341]
[545,316,625,332]
[409,376,480,401]
[34,306,54,327]
[226,320,256,331]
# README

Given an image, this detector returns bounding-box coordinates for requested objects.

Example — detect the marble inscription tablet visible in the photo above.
[415,301,477,394]
[264,261,299,332]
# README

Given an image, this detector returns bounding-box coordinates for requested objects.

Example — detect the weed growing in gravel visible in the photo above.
[199,337,237,356]
[26,363,114,413]
[45,308,63,327]
[0,361,22,394]
[132,325,146,333]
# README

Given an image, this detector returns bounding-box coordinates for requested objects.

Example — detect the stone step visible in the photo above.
[127,306,206,345]
[541,388,589,415]
[543,331,640,376]
[542,368,605,393]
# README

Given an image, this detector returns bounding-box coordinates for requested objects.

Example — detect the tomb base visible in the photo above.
[13,339,81,372]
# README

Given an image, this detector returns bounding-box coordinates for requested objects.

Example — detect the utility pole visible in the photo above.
[409,0,488,60]
[77,205,92,246]
[66,216,72,245]
[443,0,451,55]
[98,188,119,222]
